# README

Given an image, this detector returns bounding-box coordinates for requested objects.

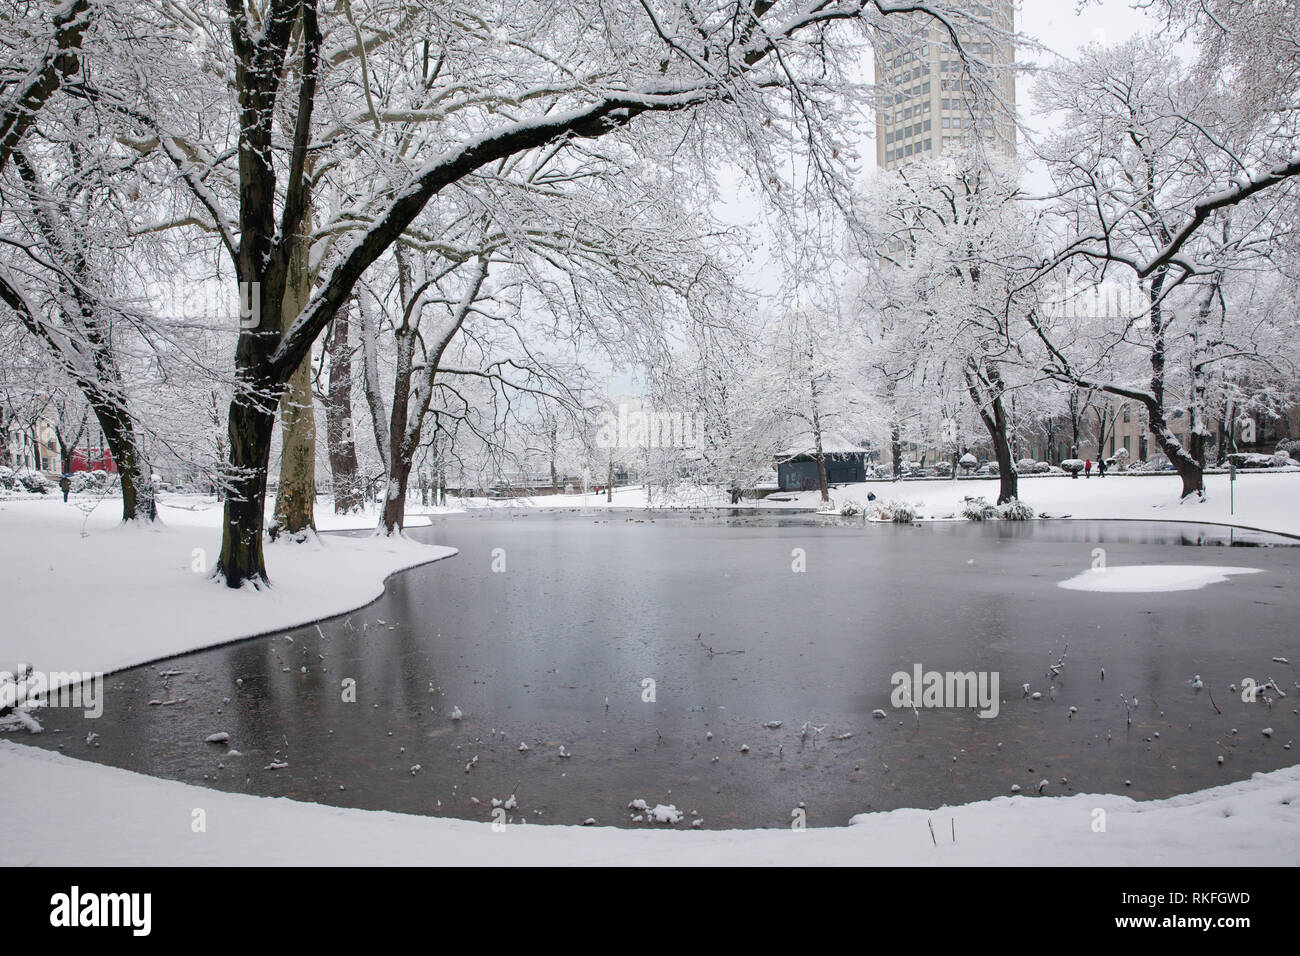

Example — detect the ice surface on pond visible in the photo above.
[15,512,1299,831]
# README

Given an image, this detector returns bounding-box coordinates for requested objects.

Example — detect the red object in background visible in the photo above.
[68,447,117,473]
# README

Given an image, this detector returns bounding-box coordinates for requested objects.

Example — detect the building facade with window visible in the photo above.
[3,415,58,473]
[874,0,1016,171]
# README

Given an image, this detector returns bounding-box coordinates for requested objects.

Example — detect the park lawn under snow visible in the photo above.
[818,471,1300,537]
[0,495,455,683]
[1,739,1296,865]
[475,471,1300,538]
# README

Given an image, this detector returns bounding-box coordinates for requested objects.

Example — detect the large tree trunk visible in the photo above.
[382,458,413,532]
[379,311,416,535]
[1145,407,1204,499]
[1147,268,1204,500]
[217,381,278,588]
[324,301,363,513]
[87,391,156,521]
[1187,278,1219,472]
[965,359,1018,505]
[272,351,316,535]
[811,425,829,503]
[272,179,316,537]
[809,375,829,504]
[990,409,1017,504]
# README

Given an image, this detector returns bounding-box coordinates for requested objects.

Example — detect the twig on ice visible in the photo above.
[696,633,744,656]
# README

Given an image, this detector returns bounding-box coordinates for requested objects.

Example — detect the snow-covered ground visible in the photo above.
[443,471,1300,538]
[2,740,1296,864]
[0,495,455,683]
[2,474,1298,865]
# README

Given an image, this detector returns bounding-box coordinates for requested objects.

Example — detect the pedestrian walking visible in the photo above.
[1085,458,1093,478]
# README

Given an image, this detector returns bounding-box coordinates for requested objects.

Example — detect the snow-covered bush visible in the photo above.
[958,452,978,473]
[83,469,118,491]
[1061,459,1085,474]
[1031,461,1052,474]
[1228,452,1278,470]
[997,498,1036,521]
[1275,440,1300,461]
[1016,458,1037,473]
[15,469,49,494]
[961,496,998,521]
[931,460,952,477]
[975,462,999,477]
[839,501,862,517]
[0,465,13,490]
[871,499,917,523]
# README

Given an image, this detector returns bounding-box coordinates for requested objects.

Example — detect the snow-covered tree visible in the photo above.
[856,148,1043,503]
[1030,36,1298,499]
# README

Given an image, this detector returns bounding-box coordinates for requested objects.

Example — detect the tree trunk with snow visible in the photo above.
[373,255,486,535]
[810,382,829,505]
[219,377,279,587]
[1146,269,1204,499]
[272,172,317,537]
[324,300,363,514]
[272,353,317,536]
[965,359,1018,504]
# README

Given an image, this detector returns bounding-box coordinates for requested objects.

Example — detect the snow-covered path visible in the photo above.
[2,740,1295,865]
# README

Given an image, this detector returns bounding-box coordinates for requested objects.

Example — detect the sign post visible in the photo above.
[1229,461,1236,515]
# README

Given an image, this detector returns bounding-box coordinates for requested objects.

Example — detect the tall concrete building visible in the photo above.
[874,1,1016,171]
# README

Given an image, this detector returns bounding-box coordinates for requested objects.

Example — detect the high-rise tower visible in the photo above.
[874,1,1016,171]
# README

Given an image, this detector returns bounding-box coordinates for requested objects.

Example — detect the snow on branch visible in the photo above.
[0,0,94,174]
[1139,154,1300,277]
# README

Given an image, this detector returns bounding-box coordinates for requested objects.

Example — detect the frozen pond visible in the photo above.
[20,511,1300,829]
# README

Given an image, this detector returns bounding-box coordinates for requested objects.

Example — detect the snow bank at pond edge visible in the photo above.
[1,740,1296,865]
[0,498,457,683]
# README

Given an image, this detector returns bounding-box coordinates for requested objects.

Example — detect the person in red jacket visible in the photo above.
[1085,458,1093,478]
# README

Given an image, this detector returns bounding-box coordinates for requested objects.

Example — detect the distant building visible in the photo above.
[3,415,58,472]
[1020,392,1300,466]
[1100,396,1298,464]
[874,0,1016,172]
[67,443,117,474]
[776,433,870,491]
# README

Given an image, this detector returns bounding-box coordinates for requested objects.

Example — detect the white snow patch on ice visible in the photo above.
[1058,565,1262,593]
